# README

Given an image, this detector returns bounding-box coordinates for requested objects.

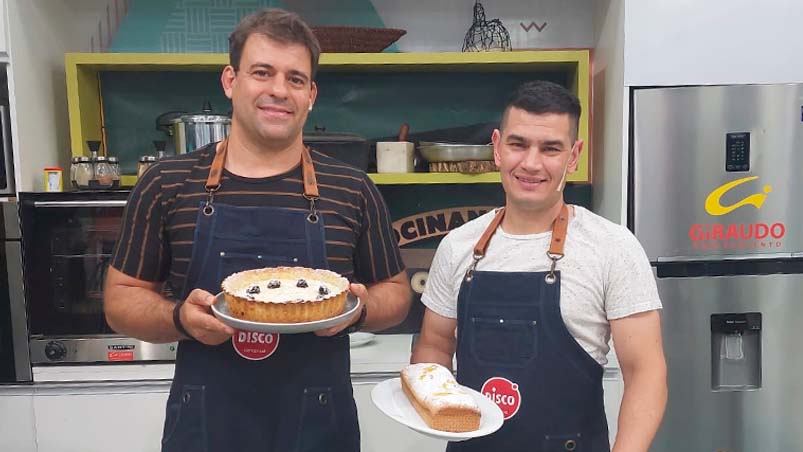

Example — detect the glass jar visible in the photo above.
[72,156,94,188]
[70,157,79,188]
[94,156,114,188]
[138,155,157,178]
[108,156,120,183]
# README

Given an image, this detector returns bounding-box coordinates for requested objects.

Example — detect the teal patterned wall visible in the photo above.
[110,0,394,53]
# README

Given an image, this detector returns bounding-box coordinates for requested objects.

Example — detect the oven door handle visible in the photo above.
[33,200,127,208]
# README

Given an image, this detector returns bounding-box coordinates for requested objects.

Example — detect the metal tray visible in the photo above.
[418,142,494,162]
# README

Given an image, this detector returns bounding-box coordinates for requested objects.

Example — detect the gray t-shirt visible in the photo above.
[421,205,662,365]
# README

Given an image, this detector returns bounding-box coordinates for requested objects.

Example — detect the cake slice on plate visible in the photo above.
[400,363,481,432]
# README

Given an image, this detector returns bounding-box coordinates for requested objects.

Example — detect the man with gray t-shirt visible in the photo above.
[411,81,667,452]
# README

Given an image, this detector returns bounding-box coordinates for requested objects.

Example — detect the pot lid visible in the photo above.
[171,101,231,124]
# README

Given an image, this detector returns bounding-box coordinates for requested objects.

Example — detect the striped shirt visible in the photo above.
[111,142,404,297]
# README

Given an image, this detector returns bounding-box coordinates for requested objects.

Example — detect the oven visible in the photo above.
[19,192,176,364]
[18,191,436,364]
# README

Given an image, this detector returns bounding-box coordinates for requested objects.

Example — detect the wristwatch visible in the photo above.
[345,304,368,334]
[172,299,196,341]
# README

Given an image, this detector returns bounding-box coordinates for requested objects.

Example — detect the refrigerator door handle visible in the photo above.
[6,241,31,381]
[33,200,127,208]
[656,252,795,263]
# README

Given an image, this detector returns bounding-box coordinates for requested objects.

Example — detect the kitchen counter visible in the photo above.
[1,334,623,452]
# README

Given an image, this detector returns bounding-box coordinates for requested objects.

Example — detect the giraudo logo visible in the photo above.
[481,377,522,420]
[232,331,280,360]
[704,176,772,217]
[690,176,785,250]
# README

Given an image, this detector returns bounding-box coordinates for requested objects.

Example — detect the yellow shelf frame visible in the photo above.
[120,172,502,187]
[66,50,591,185]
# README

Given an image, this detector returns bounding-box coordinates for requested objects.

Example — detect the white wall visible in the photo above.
[6,0,110,193]
[368,0,594,52]
[625,0,803,86]
[591,0,627,225]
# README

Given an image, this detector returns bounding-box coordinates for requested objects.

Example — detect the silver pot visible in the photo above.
[159,102,231,154]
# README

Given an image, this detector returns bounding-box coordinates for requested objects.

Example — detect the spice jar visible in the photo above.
[108,156,120,184]
[44,167,63,192]
[138,155,157,178]
[94,156,114,188]
[72,156,93,188]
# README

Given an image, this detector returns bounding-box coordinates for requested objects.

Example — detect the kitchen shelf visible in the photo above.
[118,172,503,187]
[66,50,591,184]
[368,172,501,184]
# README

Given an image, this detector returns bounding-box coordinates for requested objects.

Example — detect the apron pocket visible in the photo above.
[296,387,339,452]
[469,317,539,367]
[217,251,299,284]
[543,433,582,451]
[161,385,207,452]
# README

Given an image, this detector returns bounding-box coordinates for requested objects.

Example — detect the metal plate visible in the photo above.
[212,292,360,334]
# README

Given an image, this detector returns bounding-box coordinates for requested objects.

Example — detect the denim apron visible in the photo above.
[448,205,609,452]
[161,140,359,452]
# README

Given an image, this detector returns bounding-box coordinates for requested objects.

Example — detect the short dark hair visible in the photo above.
[502,80,581,140]
[229,8,321,80]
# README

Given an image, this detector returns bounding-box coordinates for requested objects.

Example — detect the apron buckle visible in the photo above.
[303,194,319,223]
[545,251,563,285]
[464,253,483,281]
[203,185,220,216]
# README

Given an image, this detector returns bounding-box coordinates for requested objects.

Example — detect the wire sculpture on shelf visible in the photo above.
[462,0,512,52]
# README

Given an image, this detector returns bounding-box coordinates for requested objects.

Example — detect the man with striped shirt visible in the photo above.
[104,8,411,452]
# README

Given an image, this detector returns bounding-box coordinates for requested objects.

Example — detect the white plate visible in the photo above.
[371,377,504,442]
[212,292,360,334]
[349,332,376,347]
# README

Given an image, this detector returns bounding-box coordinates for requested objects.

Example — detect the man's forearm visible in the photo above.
[105,286,182,343]
[613,366,667,452]
[362,278,411,332]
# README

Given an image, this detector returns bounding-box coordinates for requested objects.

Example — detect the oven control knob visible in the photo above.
[45,341,67,361]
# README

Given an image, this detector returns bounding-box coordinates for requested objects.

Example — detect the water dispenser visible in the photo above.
[711,313,762,391]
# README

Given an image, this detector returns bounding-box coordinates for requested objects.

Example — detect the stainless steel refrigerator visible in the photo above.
[630,84,803,452]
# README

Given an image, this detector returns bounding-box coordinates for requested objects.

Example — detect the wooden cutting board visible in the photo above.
[429,161,498,174]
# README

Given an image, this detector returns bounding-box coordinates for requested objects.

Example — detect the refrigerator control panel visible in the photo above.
[725,132,750,172]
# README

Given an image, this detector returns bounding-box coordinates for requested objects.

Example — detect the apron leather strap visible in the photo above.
[473,208,506,258]
[300,146,319,200]
[204,139,320,198]
[467,203,570,283]
[548,204,570,258]
[205,140,228,192]
[473,204,570,258]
